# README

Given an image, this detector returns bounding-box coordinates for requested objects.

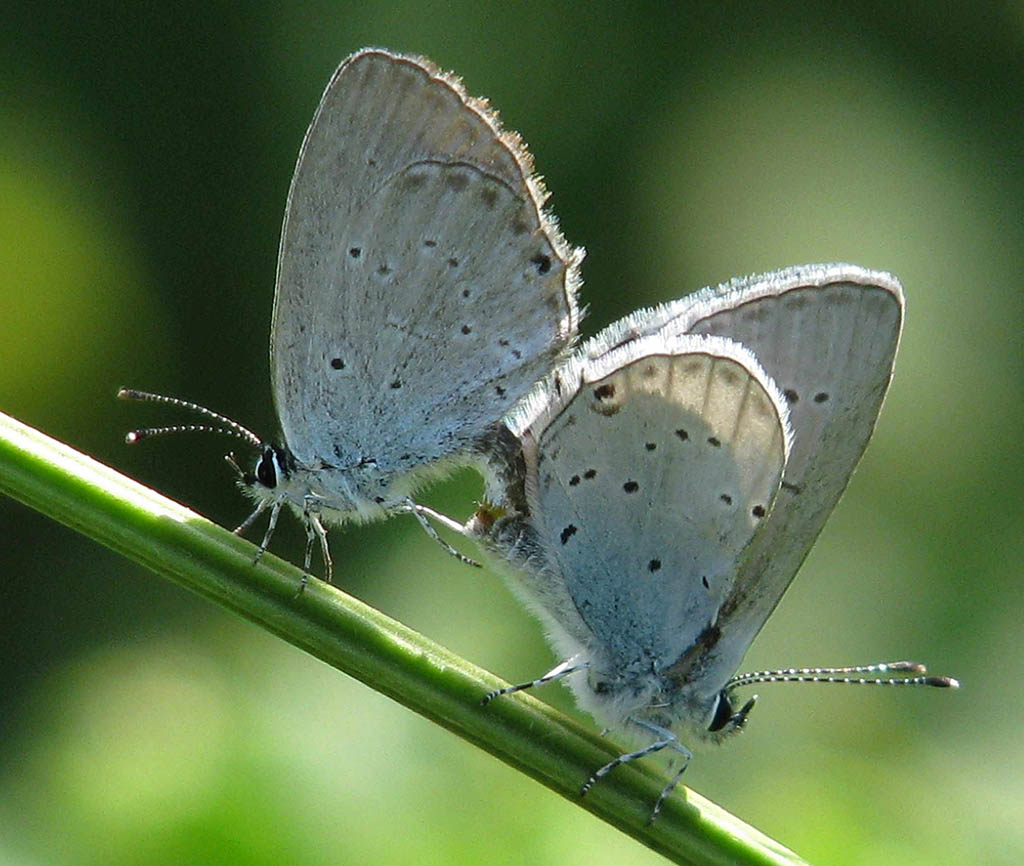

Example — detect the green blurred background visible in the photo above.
[2,3,1021,864]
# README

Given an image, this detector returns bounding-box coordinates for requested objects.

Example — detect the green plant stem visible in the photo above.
[0,409,808,866]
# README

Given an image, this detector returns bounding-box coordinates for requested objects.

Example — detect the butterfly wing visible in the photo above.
[271,49,581,489]
[484,332,789,696]
[607,264,904,678]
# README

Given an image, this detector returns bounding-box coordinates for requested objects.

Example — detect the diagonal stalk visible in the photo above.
[0,409,809,866]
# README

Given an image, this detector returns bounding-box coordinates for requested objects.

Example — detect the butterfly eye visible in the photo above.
[707,690,734,732]
[255,447,278,489]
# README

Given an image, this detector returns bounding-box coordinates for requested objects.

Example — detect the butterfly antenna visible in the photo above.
[725,661,959,691]
[117,388,264,449]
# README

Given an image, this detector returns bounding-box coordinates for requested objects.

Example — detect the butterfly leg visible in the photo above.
[297,499,333,593]
[235,499,309,593]
[647,739,695,824]
[481,657,588,705]
[233,499,269,537]
[244,500,283,566]
[580,719,687,812]
[397,498,481,567]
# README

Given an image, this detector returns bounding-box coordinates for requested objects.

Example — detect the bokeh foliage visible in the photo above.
[2,3,1021,864]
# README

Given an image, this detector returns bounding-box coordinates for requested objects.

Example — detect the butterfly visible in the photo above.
[121,49,582,579]
[469,264,957,818]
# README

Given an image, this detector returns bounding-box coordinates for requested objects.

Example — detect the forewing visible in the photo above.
[512,333,789,672]
[272,49,581,475]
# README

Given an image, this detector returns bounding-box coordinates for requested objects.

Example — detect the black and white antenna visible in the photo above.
[117,388,265,451]
[725,660,959,692]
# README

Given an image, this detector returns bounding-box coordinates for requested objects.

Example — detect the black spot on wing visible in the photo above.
[530,253,552,274]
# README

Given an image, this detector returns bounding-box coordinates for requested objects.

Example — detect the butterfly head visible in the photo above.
[118,387,303,511]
